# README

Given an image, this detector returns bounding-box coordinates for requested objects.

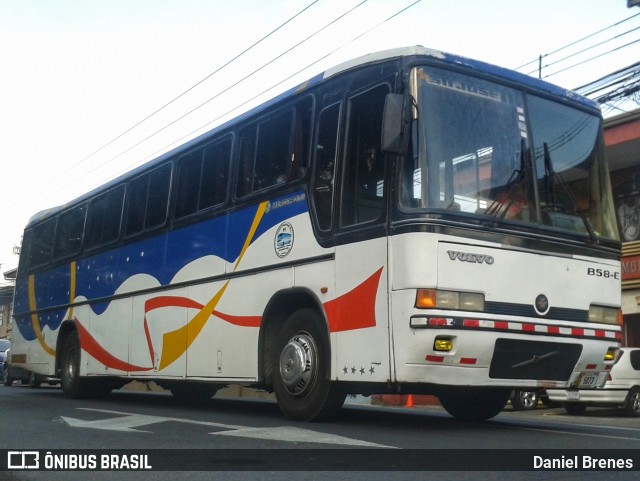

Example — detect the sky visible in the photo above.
[0,0,639,276]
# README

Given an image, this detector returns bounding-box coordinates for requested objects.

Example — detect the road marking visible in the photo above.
[60,408,392,447]
[61,408,244,433]
[212,426,389,447]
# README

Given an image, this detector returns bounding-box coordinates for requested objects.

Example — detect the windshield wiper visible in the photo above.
[486,138,530,225]
[542,142,597,243]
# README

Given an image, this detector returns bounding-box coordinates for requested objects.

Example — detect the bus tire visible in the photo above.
[439,388,510,421]
[28,372,41,388]
[2,365,13,386]
[272,308,345,421]
[60,331,92,399]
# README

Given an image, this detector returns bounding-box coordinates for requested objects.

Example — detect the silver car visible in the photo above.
[547,347,640,416]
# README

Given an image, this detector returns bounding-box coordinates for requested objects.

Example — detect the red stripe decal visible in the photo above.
[324,268,383,333]
[459,357,477,365]
[212,310,262,328]
[75,320,152,372]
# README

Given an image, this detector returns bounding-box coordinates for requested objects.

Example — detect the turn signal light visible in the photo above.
[416,289,485,312]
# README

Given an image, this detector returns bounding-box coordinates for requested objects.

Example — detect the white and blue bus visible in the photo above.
[11,46,622,421]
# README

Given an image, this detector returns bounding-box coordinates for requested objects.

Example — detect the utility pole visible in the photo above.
[538,55,543,79]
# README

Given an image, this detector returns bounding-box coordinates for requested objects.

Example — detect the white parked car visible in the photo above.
[547,347,640,416]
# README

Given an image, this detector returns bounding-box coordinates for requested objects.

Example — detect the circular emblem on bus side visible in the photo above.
[274,222,294,258]
[534,294,550,316]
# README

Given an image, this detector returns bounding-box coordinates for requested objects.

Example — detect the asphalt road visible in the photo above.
[1,383,639,481]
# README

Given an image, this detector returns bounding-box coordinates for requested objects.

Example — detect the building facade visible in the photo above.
[0,285,14,341]
[607,109,640,346]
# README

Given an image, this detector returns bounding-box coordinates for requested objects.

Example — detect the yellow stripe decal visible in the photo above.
[28,275,56,356]
[158,201,268,370]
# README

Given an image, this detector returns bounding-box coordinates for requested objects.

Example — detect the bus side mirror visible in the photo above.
[381,93,409,154]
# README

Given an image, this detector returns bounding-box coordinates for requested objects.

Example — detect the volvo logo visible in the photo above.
[534,294,550,316]
[446,250,494,264]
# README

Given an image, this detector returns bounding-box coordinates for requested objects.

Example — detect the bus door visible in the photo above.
[332,83,392,383]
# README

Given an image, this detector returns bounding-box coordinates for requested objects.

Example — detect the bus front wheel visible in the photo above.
[272,309,345,421]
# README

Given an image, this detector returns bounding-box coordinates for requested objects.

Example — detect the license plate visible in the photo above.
[566,390,580,400]
[577,372,597,388]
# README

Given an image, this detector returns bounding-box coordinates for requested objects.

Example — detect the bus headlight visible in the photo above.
[416,289,485,312]
[588,305,621,325]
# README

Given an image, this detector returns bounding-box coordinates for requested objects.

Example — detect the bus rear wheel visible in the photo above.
[438,388,510,421]
[60,331,108,399]
[272,309,345,421]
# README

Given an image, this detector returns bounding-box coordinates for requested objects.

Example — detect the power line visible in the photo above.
[0,0,373,240]
[2,0,422,244]
[524,25,640,77]
[137,0,424,167]
[514,11,640,71]
[0,1,323,236]
[575,61,640,96]
[1,0,320,216]
[542,37,640,79]
[74,0,370,184]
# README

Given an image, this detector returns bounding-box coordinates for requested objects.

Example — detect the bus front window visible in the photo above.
[400,66,619,243]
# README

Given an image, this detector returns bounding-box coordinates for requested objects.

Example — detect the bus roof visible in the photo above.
[27,46,598,226]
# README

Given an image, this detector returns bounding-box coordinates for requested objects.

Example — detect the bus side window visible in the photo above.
[146,165,171,228]
[125,164,172,237]
[176,138,231,219]
[290,97,312,182]
[237,125,257,197]
[200,138,231,210]
[53,204,87,259]
[341,84,390,226]
[312,103,341,231]
[175,150,203,219]
[254,110,294,191]
[28,218,56,268]
[85,186,124,249]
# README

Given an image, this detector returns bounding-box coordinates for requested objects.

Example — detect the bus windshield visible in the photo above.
[401,66,619,242]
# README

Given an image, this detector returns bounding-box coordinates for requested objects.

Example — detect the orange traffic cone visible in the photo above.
[406,394,414,408]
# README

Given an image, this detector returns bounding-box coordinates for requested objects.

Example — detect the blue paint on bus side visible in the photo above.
[14,191,309,341]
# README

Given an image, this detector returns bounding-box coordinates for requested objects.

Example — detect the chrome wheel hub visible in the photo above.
[279,333,317,396]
